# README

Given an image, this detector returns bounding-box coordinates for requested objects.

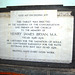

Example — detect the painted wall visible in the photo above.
[0,0,75,8]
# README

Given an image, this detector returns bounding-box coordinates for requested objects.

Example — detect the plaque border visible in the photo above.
[0,5,75,68]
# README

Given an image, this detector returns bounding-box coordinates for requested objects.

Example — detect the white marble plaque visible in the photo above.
[0,10,74,63]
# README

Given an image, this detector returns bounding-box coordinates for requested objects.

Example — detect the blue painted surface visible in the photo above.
[0,0,75,8]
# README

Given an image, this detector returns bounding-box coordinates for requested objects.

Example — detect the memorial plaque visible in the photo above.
[0,9,74,63]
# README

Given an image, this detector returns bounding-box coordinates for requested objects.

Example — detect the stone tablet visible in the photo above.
[0,10,74,63]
